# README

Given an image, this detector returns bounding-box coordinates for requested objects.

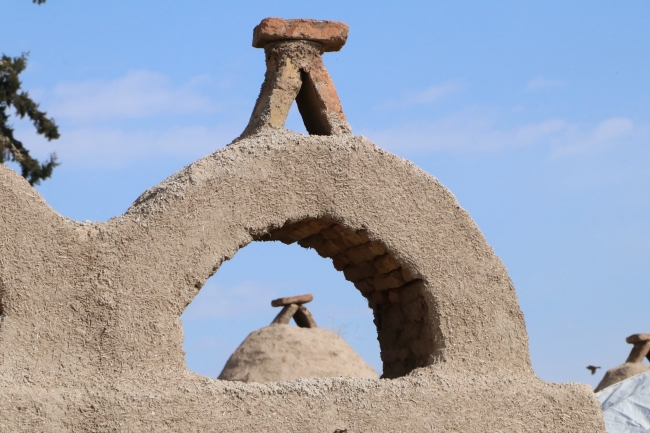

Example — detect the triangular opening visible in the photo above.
[295,69,332,135]
[282,69,335,136]
[284,101,309,135]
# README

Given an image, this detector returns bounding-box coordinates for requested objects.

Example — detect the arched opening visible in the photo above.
[182,216,436,380]
[181,240,380,380]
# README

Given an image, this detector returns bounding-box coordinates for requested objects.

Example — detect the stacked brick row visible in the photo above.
[260,218,434,378]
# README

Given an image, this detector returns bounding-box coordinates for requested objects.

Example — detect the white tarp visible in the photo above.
[596,370,650,432]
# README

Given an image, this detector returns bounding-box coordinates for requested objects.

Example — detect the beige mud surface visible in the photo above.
[219,324,378,382]
[0,129,605,431]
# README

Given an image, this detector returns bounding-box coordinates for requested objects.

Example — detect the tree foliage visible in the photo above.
[0,53,59,185]
[1,0,59,185]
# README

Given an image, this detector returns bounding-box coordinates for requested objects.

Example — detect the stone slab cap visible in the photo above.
[626,333,650,344]
[253,18,349,52]
[625,333,650,364]
[271,293,313,307]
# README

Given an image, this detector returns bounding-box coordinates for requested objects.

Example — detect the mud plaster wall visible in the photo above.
[0,129,604,432]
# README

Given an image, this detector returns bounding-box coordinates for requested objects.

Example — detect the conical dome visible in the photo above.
[218,294,378,383]
[595,333,650,392]
[219,324,378,383]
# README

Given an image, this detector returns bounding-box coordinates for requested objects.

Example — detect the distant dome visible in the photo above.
[595,333,650,392]
[595,363,650,392]
[218,324,378,383]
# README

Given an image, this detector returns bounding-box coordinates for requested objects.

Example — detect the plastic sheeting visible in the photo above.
[596,370,650,432]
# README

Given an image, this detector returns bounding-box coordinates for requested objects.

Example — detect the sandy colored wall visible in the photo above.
[0,129,604,432]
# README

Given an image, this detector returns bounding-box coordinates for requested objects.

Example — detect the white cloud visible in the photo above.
[364,111,641,157]
[593,117,635,141]
[16,124,240,168]
[526,76,566,91]
[3,70,249,168]
[365,110,567,154]
[551,117,637,157]
[6,70,244,168]
[376,81,462,109]
[49,70,216,122]
[15,70,641,169]
[181,280,278,320]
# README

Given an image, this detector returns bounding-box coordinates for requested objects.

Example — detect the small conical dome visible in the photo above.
[218,294,378,383]
[218,324,378,383]
[595,333,650,392]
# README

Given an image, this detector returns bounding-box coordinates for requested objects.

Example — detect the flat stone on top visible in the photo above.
[271,293,313,307]
[627,334,650,344]
[253,18,349,52]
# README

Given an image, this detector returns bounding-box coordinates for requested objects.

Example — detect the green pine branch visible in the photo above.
[1,53,59,185]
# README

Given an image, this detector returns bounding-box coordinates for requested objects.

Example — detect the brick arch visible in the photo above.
[252,218,438,378]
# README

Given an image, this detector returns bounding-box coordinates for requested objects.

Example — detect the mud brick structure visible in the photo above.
[0,17,605,432]
[219,296,375,382]
[595,333,650,392]
[242,18,351,138]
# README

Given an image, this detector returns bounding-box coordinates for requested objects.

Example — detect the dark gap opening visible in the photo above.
[295,69,331,136]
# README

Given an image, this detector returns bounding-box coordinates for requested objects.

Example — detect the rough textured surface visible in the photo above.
[218,325,378,383]
[0,129,605,431]
[253,18,349,52]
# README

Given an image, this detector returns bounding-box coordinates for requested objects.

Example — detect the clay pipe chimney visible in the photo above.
[241,18,352,138]
[270,293,318,328]
[625,333,650,363]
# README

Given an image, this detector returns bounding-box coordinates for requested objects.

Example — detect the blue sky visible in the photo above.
[3,1,649,388]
